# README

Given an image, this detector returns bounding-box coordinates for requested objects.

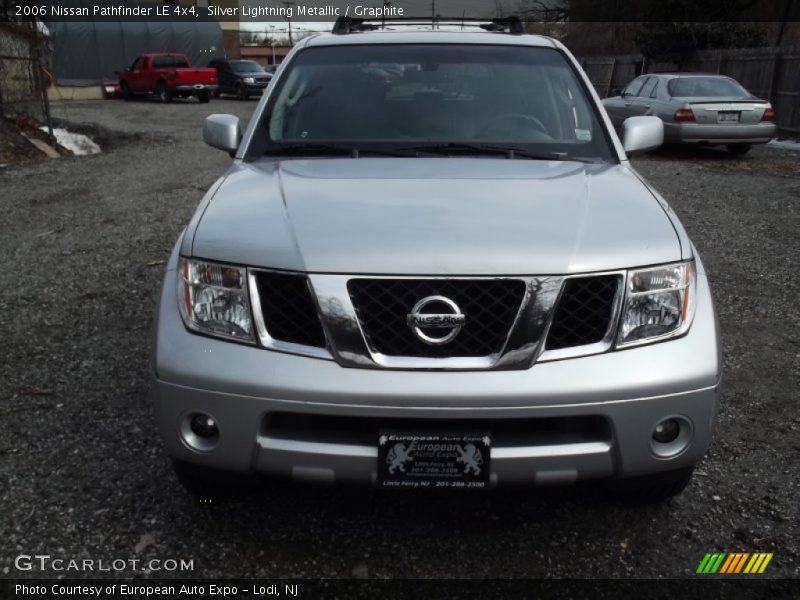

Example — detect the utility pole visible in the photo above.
[268,25,276,64]
[431,0,435,29]
[282,1,295,46]
[382,0,392,29]
[775,0,795,47]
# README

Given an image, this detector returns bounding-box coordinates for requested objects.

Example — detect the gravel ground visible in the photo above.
[0,98,798,582]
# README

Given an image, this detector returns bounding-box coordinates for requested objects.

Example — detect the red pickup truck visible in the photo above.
[119,53,218,103]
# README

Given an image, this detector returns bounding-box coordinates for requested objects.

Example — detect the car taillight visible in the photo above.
[761,107,775,122]
[674,108,695,122]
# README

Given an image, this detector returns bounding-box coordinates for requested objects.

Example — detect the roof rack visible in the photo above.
[331,16,526,36]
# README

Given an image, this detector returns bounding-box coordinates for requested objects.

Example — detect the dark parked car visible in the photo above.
[208,59,272,100]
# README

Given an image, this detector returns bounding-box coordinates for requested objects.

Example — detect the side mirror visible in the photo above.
[124,67,132,72]
[611,87,623,96]
[621,116,663,155]
[203,114,242,155]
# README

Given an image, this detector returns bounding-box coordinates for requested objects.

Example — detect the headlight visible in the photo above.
[178,258,253,342]
[617,260,696,347]
[243,77,255,84]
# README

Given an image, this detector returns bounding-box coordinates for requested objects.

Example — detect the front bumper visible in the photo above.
[663,121,776,144]
[152,247,722,487]
[243,82,269,93]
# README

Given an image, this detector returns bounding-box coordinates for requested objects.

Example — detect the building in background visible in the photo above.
[190,0,241,59]
[239,45,292,66]
[45,0,240,100]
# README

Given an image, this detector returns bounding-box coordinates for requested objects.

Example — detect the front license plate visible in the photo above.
[718,111,740,123]
[378,432,491,489]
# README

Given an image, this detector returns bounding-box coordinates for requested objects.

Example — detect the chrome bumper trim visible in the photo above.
[257,436,611,461]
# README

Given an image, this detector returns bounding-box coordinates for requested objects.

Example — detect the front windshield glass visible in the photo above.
[251,44,614,161]
[231,60,264,73]
[668,77,749,98]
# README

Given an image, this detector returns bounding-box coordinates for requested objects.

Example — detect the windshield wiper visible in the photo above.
[408,143,574,161]
[263,143,412,158]
[263,142,602,163]
[264,143,358,157]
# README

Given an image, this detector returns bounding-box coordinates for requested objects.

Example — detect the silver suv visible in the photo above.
[152,18,722,501]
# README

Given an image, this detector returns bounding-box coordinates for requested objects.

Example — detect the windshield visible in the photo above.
[231,61,264,73]
[668,77,749,98]
[250,44,614,161]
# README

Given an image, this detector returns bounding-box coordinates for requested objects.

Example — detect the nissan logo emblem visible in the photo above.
[405,295,466,346]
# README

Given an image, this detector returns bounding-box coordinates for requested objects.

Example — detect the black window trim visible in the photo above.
[638,76,657,99]
[622,76,646,97]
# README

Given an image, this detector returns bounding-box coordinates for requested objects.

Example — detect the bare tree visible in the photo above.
[515,0,569,22]
[239,31,267,46]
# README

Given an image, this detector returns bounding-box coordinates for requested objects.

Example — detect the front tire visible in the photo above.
[171,459,261,498]
[236,83,247,101]
[121,83,132,101]
[607,466,695,503]
[198,91,211,104]
[727,143,751,156]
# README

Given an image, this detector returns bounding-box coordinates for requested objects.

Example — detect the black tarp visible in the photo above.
[47,11,224,85]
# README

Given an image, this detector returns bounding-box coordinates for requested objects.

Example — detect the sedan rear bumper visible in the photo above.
[664,122,776,144]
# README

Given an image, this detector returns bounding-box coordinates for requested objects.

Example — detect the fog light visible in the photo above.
[653,418,680,443]
[190,413,218,438]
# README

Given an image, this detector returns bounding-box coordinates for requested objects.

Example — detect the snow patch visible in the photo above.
[40,127,102,156]
[768,139,800,152]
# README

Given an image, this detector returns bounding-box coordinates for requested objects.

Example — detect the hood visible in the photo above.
[191,158,681,275]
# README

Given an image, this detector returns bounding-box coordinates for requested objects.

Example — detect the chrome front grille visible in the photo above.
[545,275,620,350]
[347,278,526,358]
[251,271,327,350]
[250,271,624,370]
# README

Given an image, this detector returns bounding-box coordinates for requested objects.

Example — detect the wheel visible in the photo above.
[171,459,261,498]
[157,81,172,103]
[121,83,132,101]
[198,91,211,104]
[212,89,220,98]
[606,466,695,503]
[727,143,751,156]
[236,83,247,101]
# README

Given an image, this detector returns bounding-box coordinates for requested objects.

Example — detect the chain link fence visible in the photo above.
[0,18,52,133]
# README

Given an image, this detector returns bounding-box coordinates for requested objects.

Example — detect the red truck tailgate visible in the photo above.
[174,68,217,86]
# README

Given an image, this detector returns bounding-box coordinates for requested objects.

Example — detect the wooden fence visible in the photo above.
[579,47,800,134]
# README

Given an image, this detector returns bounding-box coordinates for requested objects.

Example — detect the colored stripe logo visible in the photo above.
[696,552,773,574]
